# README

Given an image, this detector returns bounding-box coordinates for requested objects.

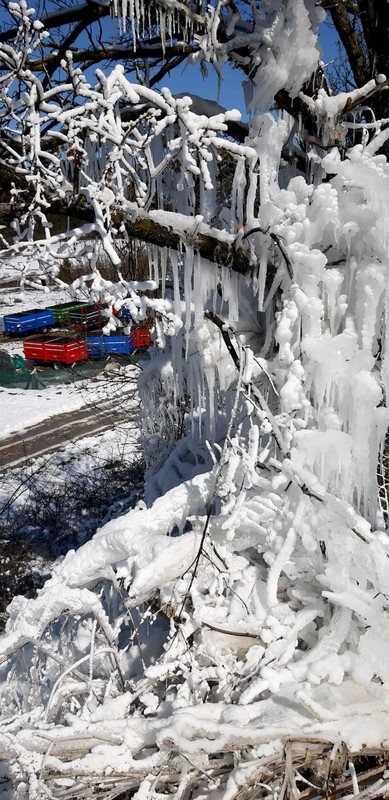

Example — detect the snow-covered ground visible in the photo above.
[1,382,109,439]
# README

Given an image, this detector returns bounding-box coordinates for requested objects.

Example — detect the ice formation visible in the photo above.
[2,1,389,798]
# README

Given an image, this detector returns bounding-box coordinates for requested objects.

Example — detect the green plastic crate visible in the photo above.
[45,301,89,327]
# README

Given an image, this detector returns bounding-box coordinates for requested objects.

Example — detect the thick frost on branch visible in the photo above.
[0,56,257,269]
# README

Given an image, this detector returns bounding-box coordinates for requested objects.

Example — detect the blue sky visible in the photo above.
[156,60,246,115]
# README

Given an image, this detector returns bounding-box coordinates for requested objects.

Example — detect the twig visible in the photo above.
[204,309,240,368]
[201,621,263,640]
[204,310,288,455]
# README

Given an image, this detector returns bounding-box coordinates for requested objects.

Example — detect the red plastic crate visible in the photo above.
[68,304,104,331]
[131,328,151,348]
[23,335,88,365]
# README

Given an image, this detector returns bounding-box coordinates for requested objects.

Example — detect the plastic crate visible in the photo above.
[131,328,151,348]
[68,304,103,331]
[3,309,55,335]
[23,334,88,364]
[86,333,135,357]
[46,301,89,327]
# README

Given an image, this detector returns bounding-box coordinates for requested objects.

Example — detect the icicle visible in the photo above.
[355,264,385,354]
[205,362,216,439]
[161,247,167,298]
[221,267,240,327]
[245,155,258,228]
[170,249,181,320]
[199,166,216,224]
[146,242,153,282]
[230,157,246,231]
[140,0,145,37]
[187,356,195,433]
[193,254,218,327]
[382,305,389,412]
[349,370,387,520]
[189,344,204,438]
[121,0,128,33]
[146,243,158,286]
[293,429,353,500]
[154,316,166,350]
[175,330,185,399]
[152,245,159,286]
[231,273,240,326]
[160,10,166,57]
[256,244,268,313]
[323,269,345,336]
[194,251,203,327]
[242,347,254,385]
[184,244,194,356]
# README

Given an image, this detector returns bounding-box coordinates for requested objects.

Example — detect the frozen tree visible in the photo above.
[2,1,389,798]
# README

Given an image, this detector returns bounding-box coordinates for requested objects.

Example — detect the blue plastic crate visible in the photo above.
[86,333,135,357]
[3,309,55,335]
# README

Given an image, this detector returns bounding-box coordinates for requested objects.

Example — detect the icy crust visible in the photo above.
[1,448,389,794]
[241,120,389,527]
[137,117,389,529]
[246,0,322,112]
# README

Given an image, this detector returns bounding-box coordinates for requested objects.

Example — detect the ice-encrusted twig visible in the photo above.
[204,309,289,455]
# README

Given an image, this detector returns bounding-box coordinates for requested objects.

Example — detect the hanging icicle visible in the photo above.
[109,0,207,50]
[183,244,194,342]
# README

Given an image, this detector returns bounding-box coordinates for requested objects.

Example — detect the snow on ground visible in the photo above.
[1,383,101,439]
[0,364,140,439]
[0,282,73,324]
[0,414,142,534]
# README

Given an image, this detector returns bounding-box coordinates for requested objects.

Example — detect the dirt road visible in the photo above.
[0,392,139,469]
